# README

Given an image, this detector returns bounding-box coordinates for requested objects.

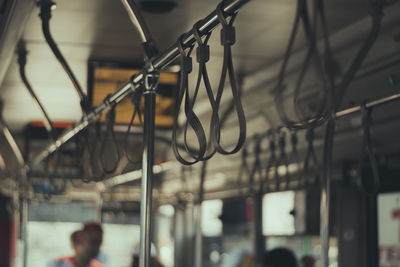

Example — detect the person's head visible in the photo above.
[263,248,298,267]
[76,222,103,260]
[70,230,83,252]
[300,255,316,267]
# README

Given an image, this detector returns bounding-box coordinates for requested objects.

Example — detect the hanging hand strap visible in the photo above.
[100,96,121,174]
[276,131,290,190]
[172,34,207,165]
[302,128,320,185]
[293,0,333,124]
[264,135,277,192]
[236,146,251,192]
[275,0,336,130]
[124,88,144,164]
[249,136,263,195]
[182,21,216,161]
[288,131,301,186]
[358,103,380,195]
[211,3,246,155]
[41,156,53,199]
[334,0,384,110]
[74,131,92,183]
[88,120,105,181]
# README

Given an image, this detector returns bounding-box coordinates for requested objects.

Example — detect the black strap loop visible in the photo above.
[211,4,246,155]
[277,131,290,190]
[302,128,320,185]
[249,136,263,195]
[172,9,246,164]
[274,0,336,130]
[124,89,144,164]
[264,135,277,192]
[236,146,251,192]
[100,99,120,174]
[172,34,207,165]
[87,121,105,181]
[288,131,301,186]
[216,2,237,45]
[193,21,211,63]
[358,103,380,195]
[74,131,93,183]
[183,21,216,161]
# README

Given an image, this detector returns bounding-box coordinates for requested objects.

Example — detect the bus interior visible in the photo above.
[0,0,400,266]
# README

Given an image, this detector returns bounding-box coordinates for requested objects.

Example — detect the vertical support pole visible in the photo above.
[12,190,20,267]
[139,90,156,267]
[173,204,185,267]
[320,119,335,267]
[95,192,103,222]
[195,161,207,267]
[365,195,378,267]
[21,196,28,267]
[186,204,195,267]
[253,193,264,267]
[194,204,202,267]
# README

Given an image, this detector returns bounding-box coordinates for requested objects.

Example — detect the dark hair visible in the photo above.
[263,248,298,267]
[70,230,83,244]
[83,222,103,233]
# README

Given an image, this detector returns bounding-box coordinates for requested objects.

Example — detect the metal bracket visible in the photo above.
[143,70,160,94]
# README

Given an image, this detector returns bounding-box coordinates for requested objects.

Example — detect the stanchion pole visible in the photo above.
[21,195,28,267]
[253,192,264,267]
[320,118,335,267]
[139,71,159,267]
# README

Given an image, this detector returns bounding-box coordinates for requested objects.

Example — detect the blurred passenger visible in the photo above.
[300,255,316,267]
[70,230,83,252]
[263,247,298,267]
[47,222,105,267]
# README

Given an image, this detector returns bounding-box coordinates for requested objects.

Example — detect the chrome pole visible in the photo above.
[320,118,335,267]
[253,193,264,267]
[139,87,157,267]
[12,189,20,267]
[194,204,202,267]
[21,195,28,267]
[120,0,153,43]
[336,92,400,118]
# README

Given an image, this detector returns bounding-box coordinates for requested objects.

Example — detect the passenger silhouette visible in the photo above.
[300,255,316,267]
[47,222,105,267]
[263,247,298,267]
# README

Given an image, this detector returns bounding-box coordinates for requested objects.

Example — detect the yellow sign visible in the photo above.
[91,65,178,127]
